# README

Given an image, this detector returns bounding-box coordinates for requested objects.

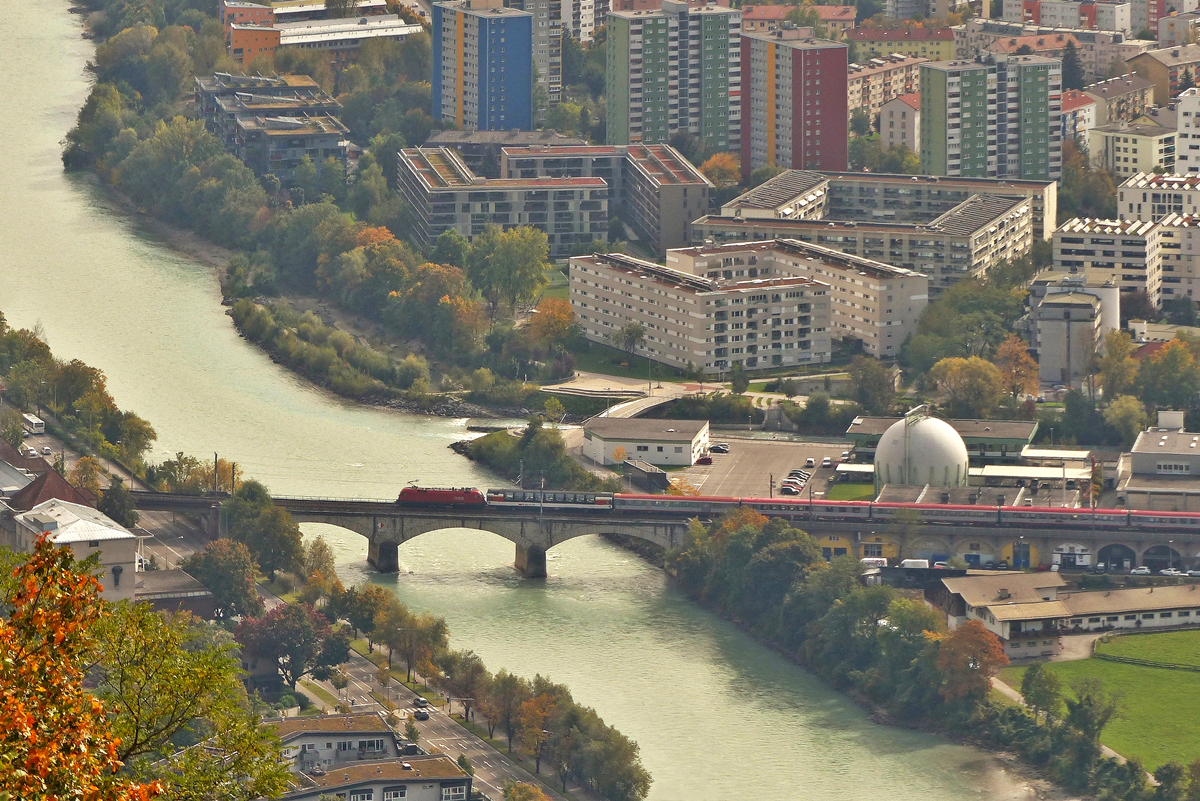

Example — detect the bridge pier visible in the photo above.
[369,540,399,573]
[514,544,547,578]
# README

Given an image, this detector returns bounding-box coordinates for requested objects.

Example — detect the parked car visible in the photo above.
[1130,566,1152,575]
[780,485,799,495]
[1160,568,1186,577]
[933,561,949,569]
[1050,564,1060,572]
[711,443,730,454]
[696,456,713,465]
[41,445,52,455]
[821,457,832,468]
[994,561,1010,570]
[1092,563,1107,574]
[1188,569,1200,578]
[805,457,816,468]
[413,709,430,721]
[841,451,850,461]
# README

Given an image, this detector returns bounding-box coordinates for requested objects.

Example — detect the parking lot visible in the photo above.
[680,436,853,498]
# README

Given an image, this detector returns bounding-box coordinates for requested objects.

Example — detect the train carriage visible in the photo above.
[487,489,614,510]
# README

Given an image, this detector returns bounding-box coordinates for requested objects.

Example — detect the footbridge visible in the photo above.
[130,491,692,577]
[130,491,1200,575]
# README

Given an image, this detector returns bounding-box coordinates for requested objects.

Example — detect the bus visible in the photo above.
[22,414,44,435]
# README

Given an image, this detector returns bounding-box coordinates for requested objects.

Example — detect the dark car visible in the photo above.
[711,443,730,454]
[780,485,800,495]
[413,708,430,721]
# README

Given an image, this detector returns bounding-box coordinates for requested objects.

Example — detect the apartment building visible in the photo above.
[693,194,1033,295]
[504,0,563,107]
[1159,10,1200,48]
[881,92,922,152]
[1118,172,1200,219]
[847,54,927,123]
[740,28,849,178]
[425,129,587,177]
[232,114,348,185]
[227,14,422,64]
[1088,122,1176,175]
[432,0,533,131]
[956,21,1151,83]
[569,250,834,372]
[815,5,857,38]
[1061,88,1097,141]
[1084,73,1157,122]
[709,168,830,220]
[1027,270,1121,353]
[606,0,742,153]
[1176,87,1200,174]
[194,73,321,120]
[1128,44,1200,104]
[740,4,789,33]
[919,61,999,178]
[206,91,341,149]
[667,239,928,358]
[1036,293,1104,385]
[1155,213,1200,303]
[1053,217,1164,305]
[997,54,1064,180]
[396,147,607,257]
[1000,0,1131,34]
[500,143,712,253]
[848,26,956,60]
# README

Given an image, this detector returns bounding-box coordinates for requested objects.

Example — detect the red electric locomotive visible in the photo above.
[397,486,487,507]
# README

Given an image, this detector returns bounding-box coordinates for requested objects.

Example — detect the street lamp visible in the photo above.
[1169,539,1174,571]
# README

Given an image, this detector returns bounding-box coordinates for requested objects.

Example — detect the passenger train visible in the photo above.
[397,486,1200,533]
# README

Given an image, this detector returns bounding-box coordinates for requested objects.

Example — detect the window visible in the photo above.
[863,543,883,558]
[441,787,467,801]
[359,739,385,752]
[350,793,374,801]
[338,741,354,751]
[384,790,407,801]
[1143,613,1155,619]
[636,445,649,452]
[1088,617,1101,623]
[1124,614,1137,620]
[1161,611,1173,618]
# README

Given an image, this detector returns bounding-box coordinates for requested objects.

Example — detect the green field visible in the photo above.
[826,483,876,501]
[1001,632,1200,768]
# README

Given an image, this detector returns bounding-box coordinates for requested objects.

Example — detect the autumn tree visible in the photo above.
[480,669,532,747]
[0,535,158,801]
[1098,329,1139,399]
[503,782,552,801]
[699,152,740,186]
[519,694,558,772]
[234,603,350,689]
[929,356,1004,418]
[0,409,24,449]
[69,454,103,497]
[1103,394,1149,447]
[528,298,577,354]
[848,355,894,413]
[1138,338,1200,409]
[992,335,1039,399]
[182,539,265,619]
[933,619,1009,705]
[341,583,392,650]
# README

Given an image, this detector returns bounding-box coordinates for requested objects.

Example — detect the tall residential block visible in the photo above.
[995,55,1063,181]
[920,61,998,178]
[504,0,563,107]
[432,0,533,131]
[741,28,848,178]
[605,0,741,152]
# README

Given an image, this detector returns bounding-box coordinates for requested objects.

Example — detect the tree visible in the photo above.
[1154,762,1189,801]
[234,603,350,689]
[467,225,549,315]
[0,409,24,449]
[235,504,304,582]
[431,229,469,268]
[183,539,265,619]
[1103,394,1149,447]
[698,152,740,186]
[345,584,393,647]
[933,619,1009,705]
[0,535,158,801]
[405,717,419,744]
[929,356,1004,418]
[528,298,576,354]
[544,396,567,422]
[1182,69,1197,93]
[730,361,750,395]
[850,108,872,136]
[1098,329,1139,399]
[749,164,785,188]
[1138,338,1200,410]
[438,649,489,722]
[503,782,552,801]
[848,355,893,413]
[302,535,338,584]
[481,669,533,748]
[518,694,558,773]
[68,454,103,497]
[992,335,1039,399]
[98,476,139,528]
[1019,662,1062,720]
[613,321,646,356]
[1061,40,1085,89]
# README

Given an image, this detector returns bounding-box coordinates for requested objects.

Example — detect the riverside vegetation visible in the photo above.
[672,508,1198,801]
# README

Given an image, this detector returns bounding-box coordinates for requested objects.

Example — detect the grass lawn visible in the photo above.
[540,283,568,302]
[256,576,299,603]
[572,342,686,381]
[1000,653,1200,769]
[826,483,876,501]
[301,680,338,709]
[1095,630,1200,667]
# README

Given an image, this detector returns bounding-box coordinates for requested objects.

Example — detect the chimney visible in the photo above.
[998,588,1011,599]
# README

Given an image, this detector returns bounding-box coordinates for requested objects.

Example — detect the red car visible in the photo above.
[397,486,486,507]
[696,456,713,465]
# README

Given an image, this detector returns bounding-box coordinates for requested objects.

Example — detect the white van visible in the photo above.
[899,558,930,569]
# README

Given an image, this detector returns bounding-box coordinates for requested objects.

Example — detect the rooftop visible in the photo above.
[988,600,1073,621]
[986,33,1078,53]
[434,0,532,15]
[927,194,1030,237]
[812,5,856,20]
[740,4,790,19]
[1061,584,1200,615]
[890,91,921,110]
[624,144,712,187]
[426,129,587,147]
[271,14,424,45]
[134,569,213,600]
[195,72,319,94]
[287,756,467,795]
[15,499,135,544]
[1131,43,1200,67]
[401,147,607,190]
[1055,217,1159,236]
[1061,88,1097,112]
[848,54,929,77]
[583,417,708,441]
[823,170,1055,191]
[270,712,394,739]
[1083,73,1155,99]
[1121,171,1200,190]
[7,469,95,511]
[236,114,349,136]
[1131,429,1200,454]
[667,237,927,280]
[874,485,1012,504]
[742,29,847,48]
[214,91,339,115]
[848,25,954,41]
[941,572,1067,607]
[846,416,1038,440]
[722,169,828,212]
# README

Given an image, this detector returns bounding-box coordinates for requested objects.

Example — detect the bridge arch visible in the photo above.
[1143,544,1184,571]
[1097,543,1137,570]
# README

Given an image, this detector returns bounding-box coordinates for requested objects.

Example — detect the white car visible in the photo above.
[821,457,832,468]
[805,457,816,468]
[41,445,52,455]
[1130,566,1152,575]
[1160,568,1186,577]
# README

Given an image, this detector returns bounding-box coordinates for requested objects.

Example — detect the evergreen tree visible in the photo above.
[1062,41,1085,90]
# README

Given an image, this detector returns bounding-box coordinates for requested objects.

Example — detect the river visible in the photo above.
[0,6,1049,799]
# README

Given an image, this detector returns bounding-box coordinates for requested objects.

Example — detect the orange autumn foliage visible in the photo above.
[528,298,576,351]
[0,534,159,800]
[356,224,395,248]
[932,619,1009,703]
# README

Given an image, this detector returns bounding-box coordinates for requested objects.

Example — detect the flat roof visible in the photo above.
[822,171,1055,192]
[1091,123,1176,138]
[978,464,1093,480]
[273,15,424,45]
[849,25,954,41]
[941,572,1067,606]
[667,238,927,280]
[574,251,827,296]
[742,30,847,49]
[502,145,625,158]
[846,416,1038,441]
[402,147,606,190]
[237,115,348,136]
[722,169,828,212]
[988,600,1073,621]
[1132,43,1200,67]
[583,418,708,441]
[624,144,711,188]
[848,55,929,77]
[426,129,586,147]
[927,194,1030,237]
[1055,217,1159,236]
[835,463,875,474]
[986,33,1078,53]
[1021,447,1094,461]
[1131,429,1200,454]
[195,73,319,92]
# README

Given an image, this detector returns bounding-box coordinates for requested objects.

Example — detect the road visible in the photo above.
[257,587,578,801]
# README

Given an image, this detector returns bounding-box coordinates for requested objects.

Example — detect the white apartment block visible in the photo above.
[956,20,1152,83]
[1158,10,1200,47]
[1088,123,1176,177]
[1000,0,1131,33]
[569,250,833,372]
[1118,171,1200,219]
[881,93,921,152]
[1177,88,1200,175]
[1156,212,1200,302]
[665,239,929,359]
[1053,217,1164,305]
[847,54,927,122]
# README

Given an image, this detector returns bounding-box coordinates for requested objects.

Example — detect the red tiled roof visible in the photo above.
[986,32,1078,52]
[0,441,50,475]
[741,4,790,19]
[894,91,920,110]
[1133,341,1168,361]
[8,469,97,512]
[848,26,954,41]
[814,5,856,21]
[1061,89,1096,112]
